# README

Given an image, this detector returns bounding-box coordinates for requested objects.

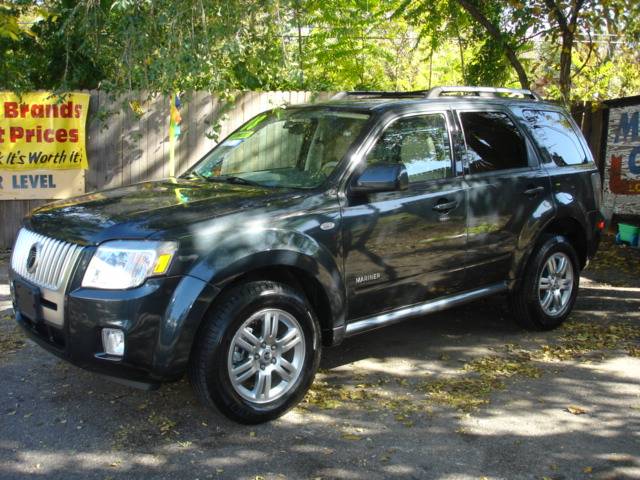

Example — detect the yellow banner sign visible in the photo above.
[0,92,90,170]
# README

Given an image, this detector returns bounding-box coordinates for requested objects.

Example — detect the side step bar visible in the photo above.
[344,282,508,337]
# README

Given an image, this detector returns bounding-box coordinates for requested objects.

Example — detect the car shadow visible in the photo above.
[0,278,639,479]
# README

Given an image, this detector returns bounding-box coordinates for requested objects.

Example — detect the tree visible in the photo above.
[394,0,536,89]
[542,0,586,102]
[455,0,530,89]
[1,0,637,102]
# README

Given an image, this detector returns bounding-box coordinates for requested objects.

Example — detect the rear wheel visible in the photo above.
[510,235,580,330]
[188,281,321,424]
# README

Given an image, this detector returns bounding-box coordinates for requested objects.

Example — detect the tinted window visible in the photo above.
[522,110,588,166]
[367,114,452,183]
[459,111,528,173]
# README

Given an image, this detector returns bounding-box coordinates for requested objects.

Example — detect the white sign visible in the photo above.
[603,101,640,218]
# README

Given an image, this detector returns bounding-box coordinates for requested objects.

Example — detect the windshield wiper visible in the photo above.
[221,176,265,187]
[186,172,267,188]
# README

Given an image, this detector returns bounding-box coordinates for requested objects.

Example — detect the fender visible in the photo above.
[191,228,345,322]
[508,197,556,285]
[509,189,591,286]
[152,275,220,377]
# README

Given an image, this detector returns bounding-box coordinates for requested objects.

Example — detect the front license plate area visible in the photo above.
[14,279,43,323]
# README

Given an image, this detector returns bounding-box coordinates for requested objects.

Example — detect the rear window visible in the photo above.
[459,111,529,174]
[522,110,589,166]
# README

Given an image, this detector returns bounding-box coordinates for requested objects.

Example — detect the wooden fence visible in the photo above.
[570,101,607,177]
[0,92,609,249]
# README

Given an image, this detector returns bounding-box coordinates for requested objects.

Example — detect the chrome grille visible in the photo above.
[10,228,83,291]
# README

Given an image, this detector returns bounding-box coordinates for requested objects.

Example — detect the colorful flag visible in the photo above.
[168,93,182,177]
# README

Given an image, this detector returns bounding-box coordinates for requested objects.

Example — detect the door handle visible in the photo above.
[433,200,458,212]
[523,186,544,197]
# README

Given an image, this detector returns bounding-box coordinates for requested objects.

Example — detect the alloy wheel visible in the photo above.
[227,308,305,404]
[538,252,574,316]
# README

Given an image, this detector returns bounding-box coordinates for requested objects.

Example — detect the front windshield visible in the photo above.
[185,108,370,189]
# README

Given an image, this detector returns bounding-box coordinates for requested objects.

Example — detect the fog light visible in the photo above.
[102,328,125,356]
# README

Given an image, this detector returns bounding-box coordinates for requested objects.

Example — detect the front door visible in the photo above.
[341,111,468,320]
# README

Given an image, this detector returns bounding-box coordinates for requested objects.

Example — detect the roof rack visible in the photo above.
[331,90,428,100]
[425,86,541,100]
[331,86,541,101]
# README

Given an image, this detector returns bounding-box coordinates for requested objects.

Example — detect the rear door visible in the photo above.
[516,107,599,213]
[341,109,468,320]
[454,107,551,287]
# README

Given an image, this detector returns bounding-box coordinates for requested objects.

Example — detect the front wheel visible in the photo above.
[510,235,580,330]
[188,281,321,424]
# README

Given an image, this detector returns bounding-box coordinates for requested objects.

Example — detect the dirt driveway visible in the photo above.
[1,236,639,480]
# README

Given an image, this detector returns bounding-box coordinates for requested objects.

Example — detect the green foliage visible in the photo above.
[465,37,512,87]
[0,0,637,102]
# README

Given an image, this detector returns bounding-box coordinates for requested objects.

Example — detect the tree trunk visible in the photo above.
[456,0,529,89]
[543,0,585,103]
[295,0,304,87]
[559,32,573,102]
[455,23,466,83]
[428,45,433,89]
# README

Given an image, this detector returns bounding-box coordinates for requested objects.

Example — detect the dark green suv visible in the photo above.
[10,86,604,423]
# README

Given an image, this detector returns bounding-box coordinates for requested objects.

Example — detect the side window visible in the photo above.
[367,114,452,183]
[522,110,588,166]
[459,111,529,174]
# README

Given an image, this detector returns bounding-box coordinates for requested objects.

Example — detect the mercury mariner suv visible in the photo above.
[10,86,604,423]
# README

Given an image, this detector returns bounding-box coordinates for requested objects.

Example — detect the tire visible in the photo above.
[188,280,321,424]
[509,235,580,330]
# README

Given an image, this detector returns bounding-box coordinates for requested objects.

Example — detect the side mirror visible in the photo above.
[351,163,409,194]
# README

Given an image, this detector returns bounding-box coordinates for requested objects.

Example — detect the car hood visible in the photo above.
[25,178,303,245]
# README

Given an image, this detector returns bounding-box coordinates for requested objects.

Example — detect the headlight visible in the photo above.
[82,240,177,290]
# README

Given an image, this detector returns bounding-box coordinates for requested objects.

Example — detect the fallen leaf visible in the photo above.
[566,405,588,415]
[583,466,593,473]
[341,433,362,441]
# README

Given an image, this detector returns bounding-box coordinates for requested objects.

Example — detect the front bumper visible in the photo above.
[11,272,219,386]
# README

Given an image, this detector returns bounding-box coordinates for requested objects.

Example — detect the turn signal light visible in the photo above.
[153,253,173,274]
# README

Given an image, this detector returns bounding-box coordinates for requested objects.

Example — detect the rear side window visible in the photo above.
[522,110,588,166]
[367,113,453,183]
[459,111,529,174]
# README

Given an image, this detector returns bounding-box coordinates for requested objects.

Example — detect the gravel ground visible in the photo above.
[0,236,639,480]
